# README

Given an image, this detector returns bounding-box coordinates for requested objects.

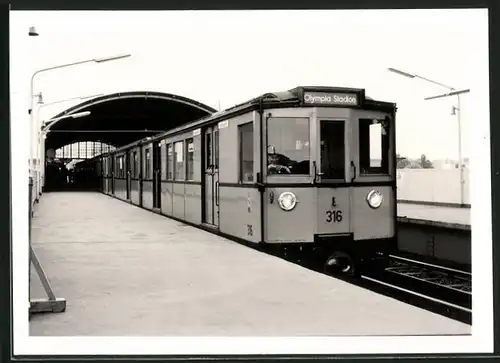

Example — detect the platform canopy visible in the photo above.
[44,91,217,151]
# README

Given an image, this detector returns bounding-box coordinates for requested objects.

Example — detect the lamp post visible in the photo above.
[29,54,131,197]
[387,67,470,206]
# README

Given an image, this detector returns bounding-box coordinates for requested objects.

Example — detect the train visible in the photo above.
[76,86,398,276]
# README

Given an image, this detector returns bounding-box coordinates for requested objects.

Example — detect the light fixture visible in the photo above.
[366,190,383,209]
[387,67,415,79]
[93,54,131,63]
[37,92,44,105]
[29,26,39,36]
[278,192,298,211]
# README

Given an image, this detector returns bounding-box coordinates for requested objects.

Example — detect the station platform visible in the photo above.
[397,202,470,231]
[29,192,470,336]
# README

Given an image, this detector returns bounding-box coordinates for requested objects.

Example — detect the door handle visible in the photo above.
[350,161,356,183]
[215,180,219,206]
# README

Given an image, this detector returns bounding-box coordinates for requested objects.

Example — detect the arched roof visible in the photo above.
[45,91,216,151]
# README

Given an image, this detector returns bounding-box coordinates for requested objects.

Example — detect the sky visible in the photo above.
[9,9,489,160]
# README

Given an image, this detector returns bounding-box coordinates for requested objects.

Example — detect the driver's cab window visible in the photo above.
[359,117,390,175]
[266,117,310,175]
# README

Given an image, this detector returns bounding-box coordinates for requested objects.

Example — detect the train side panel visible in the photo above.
[184,184,202,224]
[351,185,395,240]
[163,132,190,220]
[141,143,154,210]
[161,141,173,216]
[130,147,141,205]
[183,131,202,224]
[114,153,127,200]
[264,187,316,243]
[218,185,262,243]
[218,111,261,243]
[316,187,351,235]
[104,155,112,194]
[172,183,186,219]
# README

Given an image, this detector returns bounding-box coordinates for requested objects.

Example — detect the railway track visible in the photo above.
[360,255,472,325]
[386,255,470,301]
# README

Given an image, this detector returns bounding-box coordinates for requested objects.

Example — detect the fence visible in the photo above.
[28,171,66,315]
[397,168,470,206]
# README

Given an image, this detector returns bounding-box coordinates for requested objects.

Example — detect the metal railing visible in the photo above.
[28,173,66,316]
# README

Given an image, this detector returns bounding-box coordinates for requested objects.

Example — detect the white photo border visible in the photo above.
[9,7,494,357]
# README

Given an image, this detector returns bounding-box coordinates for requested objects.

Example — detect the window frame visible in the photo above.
[214,130,219,170]
[167,143,174,180]
[118,155,124,178]
[318,119,347,181]
[358,118,391,176]
[238,121,254,183]
[174,140,185,181]
[144,148,151,180]
[133,151,139,178]
[185,138,195,181]
[266,116,311,176]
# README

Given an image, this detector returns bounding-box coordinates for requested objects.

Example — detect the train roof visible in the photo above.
[101,85,397,156]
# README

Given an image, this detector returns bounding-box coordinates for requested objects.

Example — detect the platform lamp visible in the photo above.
[29,26,39,36]
[387,67,470,206]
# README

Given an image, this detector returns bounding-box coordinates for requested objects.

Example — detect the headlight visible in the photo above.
[278,192,297,211]
[366,190,383,209]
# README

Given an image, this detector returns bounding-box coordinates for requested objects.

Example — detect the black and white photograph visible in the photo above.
[5,5,496,358]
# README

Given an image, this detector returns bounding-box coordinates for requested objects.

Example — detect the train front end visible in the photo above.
[263,87,397,275]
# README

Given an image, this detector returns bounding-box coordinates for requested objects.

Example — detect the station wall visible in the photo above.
[396,168,471,206]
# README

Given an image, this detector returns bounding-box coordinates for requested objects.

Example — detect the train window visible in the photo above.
[214,131,219,169]
[118,156,124,178]
[359,118,390,175]
[145,149,151,179]
[133,152,139,178]
[238,122,254,182]
[167,144,173,180]
[174,141,184,180]
[186,138,195,180]
[129,153,134,177]
[161,142,167,180]
[206,132,212,167]
[266,117,310,175]
[320,120,345,179]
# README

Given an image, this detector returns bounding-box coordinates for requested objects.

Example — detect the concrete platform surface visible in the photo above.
[30,192,471,336]
[397,203,470,230]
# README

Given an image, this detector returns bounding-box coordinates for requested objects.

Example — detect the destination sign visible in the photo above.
[303,91,359,106]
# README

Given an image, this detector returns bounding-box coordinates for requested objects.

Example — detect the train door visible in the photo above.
[111,156,115,194]
[102,157,107,193]
[139,147,143,208]
[126,153,131,200]
[316,118,351,235]
[152,141,162,210]
[203,126,220,227]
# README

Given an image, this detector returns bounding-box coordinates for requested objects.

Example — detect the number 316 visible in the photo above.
[326,210,343,223]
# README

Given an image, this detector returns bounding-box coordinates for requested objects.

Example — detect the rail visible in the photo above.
[387,255,471,294]
[360,255,472,324]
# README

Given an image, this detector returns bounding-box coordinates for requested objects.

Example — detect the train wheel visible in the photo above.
[324,251,359,277]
